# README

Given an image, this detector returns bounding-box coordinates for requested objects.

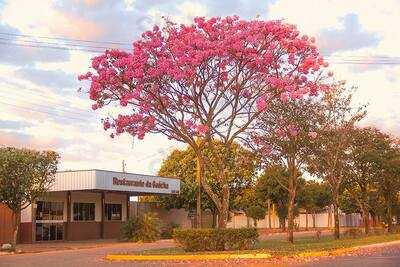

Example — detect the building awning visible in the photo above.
[51,169,180,195]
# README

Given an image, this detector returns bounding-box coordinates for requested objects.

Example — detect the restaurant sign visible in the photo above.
[112,177,169,189]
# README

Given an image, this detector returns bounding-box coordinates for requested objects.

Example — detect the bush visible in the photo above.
[391,225,400,233]
[121,212,161,242]
[173,228,259,252]
[121,217,141,241]
[160,222,180,239]
[344,228,363,238]
[371,228,387,235]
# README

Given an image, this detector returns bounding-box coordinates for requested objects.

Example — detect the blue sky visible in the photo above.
[0,0,399,174]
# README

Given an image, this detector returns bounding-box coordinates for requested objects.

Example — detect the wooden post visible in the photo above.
[65,191,71,241]
[31,202,36,243]
[101,192,105,239]
[126,194,130,221]
[267,199,271,229]
[272,203,276,228]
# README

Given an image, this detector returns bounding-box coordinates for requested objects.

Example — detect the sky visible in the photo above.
[0,0,399,174]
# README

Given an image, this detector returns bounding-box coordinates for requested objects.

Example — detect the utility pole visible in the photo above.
[122,160,126,173]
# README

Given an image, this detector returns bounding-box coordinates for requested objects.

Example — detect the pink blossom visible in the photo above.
[78,16,331,141]
[256,96,267,111]
[280,92,290,102]
[196,124,209,135]
[308,131,318,139]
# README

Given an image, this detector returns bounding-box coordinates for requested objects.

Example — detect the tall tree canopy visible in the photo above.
[80,16,332,227]
[307,83,366,239]
[0,147,59,246]
[155,141,259,216]
[360,129,400,232]
[250,93,322,242]
[344,127,387,234]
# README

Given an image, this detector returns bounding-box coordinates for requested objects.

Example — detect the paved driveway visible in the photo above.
[0,240,176,267]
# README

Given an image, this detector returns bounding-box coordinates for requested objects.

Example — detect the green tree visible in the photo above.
[255,165,305,230]
[298,180,331,229]
[251,94,322,242]
[154,141,259,226]
[367,132,400,232]
[234,187,267,227]
[344,127,388,234]
[307,83,367,239]
[0,147,59,247]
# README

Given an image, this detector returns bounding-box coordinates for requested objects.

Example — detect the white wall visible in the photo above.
[21,204,32,223]
[227,210,362,229]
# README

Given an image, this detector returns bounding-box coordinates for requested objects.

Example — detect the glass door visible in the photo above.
[35,201,64,241]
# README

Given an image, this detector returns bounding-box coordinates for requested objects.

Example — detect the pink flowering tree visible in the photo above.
[250,94,324,242]
[79,16,330,228]
[307,83,367,239]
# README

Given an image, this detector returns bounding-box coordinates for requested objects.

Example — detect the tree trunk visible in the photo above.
[361,206,370,235]
[305,211,308,231]
[12,210,21,248]
[267,199,271,229]
[218,183,230,228]
[327,205,332,227]
[287,191,295,243]
[332,188,340,239]
[287,163,296,243]
[387,203,393,233]
[312,212,316,228]
[195,156,204,228]
[212,209,217,228]
[372,214,377,227]
[279,217,286,230]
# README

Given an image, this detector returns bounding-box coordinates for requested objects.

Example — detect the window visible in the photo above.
[73,203,95,221]
[105,203,122,220]
[36,201,63,221]
[35,223,63,241]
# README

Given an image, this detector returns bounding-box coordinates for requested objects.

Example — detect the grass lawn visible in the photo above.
[132,233,400,256]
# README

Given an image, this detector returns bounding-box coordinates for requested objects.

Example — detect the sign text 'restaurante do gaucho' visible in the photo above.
[112,177,169,189]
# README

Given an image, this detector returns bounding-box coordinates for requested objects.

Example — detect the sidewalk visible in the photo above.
[9,239,175,254]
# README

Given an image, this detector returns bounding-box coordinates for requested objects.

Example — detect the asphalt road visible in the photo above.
[0,240,176,267]
[299,243,400,267]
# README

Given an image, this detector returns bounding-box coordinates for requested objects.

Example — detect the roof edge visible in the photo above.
[56,169,180,180]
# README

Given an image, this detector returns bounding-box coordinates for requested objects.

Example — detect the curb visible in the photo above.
[106,253,272,261]
[106,238,400,262]
[356,239,400,249]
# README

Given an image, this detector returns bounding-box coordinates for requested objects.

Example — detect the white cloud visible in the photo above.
[1,0,399,175]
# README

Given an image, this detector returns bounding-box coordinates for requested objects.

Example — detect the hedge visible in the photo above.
[173,228,259,252]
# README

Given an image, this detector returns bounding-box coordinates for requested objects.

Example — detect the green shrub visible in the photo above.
[160,222,180,239]
[120,212,161,242]
[136,212,161,242]
[344,228,363,238]
[120,217,141,241]
[173,228,259,252]
[371,228,387,235]
[391,225,400,233]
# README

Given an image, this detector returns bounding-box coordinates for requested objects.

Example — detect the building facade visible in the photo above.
[15,169,180,243]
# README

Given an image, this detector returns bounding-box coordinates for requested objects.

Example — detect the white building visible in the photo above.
[18,169,180,243]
